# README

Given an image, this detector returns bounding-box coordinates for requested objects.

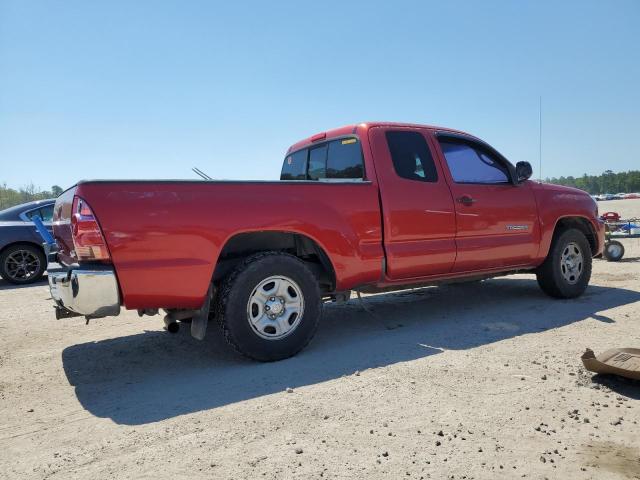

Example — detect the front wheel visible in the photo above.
[536,228,592,299]
[214,251,321,361]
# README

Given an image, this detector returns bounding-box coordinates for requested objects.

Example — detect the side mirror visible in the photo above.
[515,161,533,183]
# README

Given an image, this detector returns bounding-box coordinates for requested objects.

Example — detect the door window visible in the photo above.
[439,140,509,184]
[385,131,438,182]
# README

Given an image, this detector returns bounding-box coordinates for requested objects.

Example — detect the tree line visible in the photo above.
[0,183,64,210]
[544,170,640,195]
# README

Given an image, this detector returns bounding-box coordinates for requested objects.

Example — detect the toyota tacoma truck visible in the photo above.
[48,122,604,361]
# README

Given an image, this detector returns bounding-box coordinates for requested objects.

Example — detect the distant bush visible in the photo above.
[0,183,64,210]
[545,170,640,194]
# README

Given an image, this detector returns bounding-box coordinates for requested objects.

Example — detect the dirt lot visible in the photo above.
[1,199,639,479]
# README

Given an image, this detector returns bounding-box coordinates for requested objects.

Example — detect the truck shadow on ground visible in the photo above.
[61,277,640,425]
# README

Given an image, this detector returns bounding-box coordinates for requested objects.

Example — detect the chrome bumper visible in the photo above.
[49,269,121,319]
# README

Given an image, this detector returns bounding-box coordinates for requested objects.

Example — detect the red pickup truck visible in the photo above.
[48,122,604,361]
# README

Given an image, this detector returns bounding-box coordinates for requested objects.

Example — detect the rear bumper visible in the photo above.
[49,268,121,318]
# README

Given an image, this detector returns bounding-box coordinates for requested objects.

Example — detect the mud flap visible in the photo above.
[582,348,640,380]
[190,283,213,341]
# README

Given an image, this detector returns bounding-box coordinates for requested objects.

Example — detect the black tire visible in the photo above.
[214,251,321,361]
[603,240,624,262]
[0,243,47,285]
[536,228,592,299]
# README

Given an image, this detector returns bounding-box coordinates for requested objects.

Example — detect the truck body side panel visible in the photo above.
[73,181,383,309]
[531,182,604,260]
[427,133,541,272]
[445,181,540,271]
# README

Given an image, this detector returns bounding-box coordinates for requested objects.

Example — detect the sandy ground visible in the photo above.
[1,199,639,480]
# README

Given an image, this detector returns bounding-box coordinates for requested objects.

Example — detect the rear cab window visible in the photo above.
[327,138,364,179]
[280,137,365,181]
[308,145,328,180]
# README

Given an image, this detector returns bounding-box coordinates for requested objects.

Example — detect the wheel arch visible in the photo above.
[213,230,337,292]
[0,240,46,258]
[551,216,598,255]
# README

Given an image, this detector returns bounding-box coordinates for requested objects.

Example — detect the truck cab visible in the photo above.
[279,123,593,281]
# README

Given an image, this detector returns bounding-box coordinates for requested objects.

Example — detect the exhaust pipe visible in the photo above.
[162,309,196,334]
[163,314,180,333]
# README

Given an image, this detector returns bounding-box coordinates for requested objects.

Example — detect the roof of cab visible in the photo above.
[285,122,476,154]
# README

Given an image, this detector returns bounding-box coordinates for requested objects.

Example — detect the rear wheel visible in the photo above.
[603,240,624,262]
[536,228,592,298]
[0,244,47,285]
[214,251,321,361]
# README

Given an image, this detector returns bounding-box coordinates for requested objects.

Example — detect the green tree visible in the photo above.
[545,170,640,194]
[0,183,65,210]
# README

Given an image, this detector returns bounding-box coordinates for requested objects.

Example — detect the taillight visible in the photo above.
[71,196,110,261]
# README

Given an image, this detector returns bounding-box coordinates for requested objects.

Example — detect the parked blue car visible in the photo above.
[0,199,55,284]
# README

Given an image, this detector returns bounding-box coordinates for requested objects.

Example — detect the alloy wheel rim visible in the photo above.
[560,242,583,285]
[5,250,41,281]
[246,275,305,340]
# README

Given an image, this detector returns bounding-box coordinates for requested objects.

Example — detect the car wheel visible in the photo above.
[214,251,321,361]
[536,228,592,299]
[603,240,624,262]
[0,244,47,285]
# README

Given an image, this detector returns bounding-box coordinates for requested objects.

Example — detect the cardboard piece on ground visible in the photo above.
[582,348,640,380]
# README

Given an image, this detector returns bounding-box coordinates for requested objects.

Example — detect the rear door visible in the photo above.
[433,133,539,272]
[369,127,456,279]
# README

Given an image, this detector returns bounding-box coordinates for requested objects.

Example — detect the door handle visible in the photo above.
[456,195,476,206]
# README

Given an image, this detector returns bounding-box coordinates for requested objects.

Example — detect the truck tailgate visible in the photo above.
[52,186,77,266]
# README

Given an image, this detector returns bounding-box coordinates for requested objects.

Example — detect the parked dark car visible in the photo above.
[0,199,55,284]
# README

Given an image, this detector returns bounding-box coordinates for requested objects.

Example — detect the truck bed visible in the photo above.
[54,180,384,309]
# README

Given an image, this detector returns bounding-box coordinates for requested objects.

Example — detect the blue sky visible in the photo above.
[1,0,638,191]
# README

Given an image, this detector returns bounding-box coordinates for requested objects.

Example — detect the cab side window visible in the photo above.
[439,140,509,184]
[386,131,438,182]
